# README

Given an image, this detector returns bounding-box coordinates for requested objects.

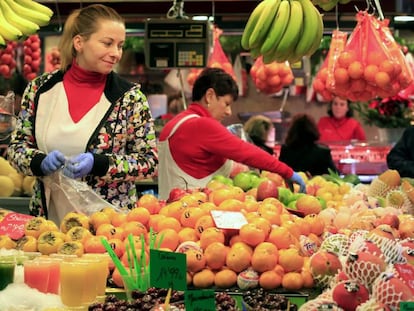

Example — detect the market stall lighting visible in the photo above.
[192,15,214,21]
[394,15,414,22]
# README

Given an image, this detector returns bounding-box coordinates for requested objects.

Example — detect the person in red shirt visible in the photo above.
[157,92,185,122]
[317,96,366,143]
[158,67,306,200]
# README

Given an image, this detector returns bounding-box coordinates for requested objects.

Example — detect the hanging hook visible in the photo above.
[166,0,188,19]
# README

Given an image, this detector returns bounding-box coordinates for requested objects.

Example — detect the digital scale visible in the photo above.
[145,19,212,69]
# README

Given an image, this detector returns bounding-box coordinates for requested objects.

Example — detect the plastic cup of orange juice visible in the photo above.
[60,260,89,310]
[81,253,110,301]
[23,259,50,293]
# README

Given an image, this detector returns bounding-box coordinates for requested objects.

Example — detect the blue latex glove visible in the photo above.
[40,150,66,175]
[289,172,306,193]
[63,153,94,179]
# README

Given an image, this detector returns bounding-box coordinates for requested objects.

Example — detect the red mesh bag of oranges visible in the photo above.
[250,56,294,95]
[313,30,348,102]
[186,27,236,88]
[326,11,413,102]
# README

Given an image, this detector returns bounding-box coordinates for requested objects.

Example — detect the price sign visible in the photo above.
[400,302,414,311]
[0,212,33,240]
[210,210,247,230]
[185,289,215,311]
[150,249,186,291]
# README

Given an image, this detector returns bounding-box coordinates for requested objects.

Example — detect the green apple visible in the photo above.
[233,172,253,191]
[212,174,233,186]
[288,192,306,204]
[277,187,293,205]
[251,176,267,188]
[287,200,297,210]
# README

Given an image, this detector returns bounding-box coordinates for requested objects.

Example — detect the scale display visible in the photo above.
[145,19,211,69]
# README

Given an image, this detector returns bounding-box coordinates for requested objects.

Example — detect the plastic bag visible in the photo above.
[327,11,413,101]
[250,56,294,95]
[313,30,348,102]
[45,172,124,224]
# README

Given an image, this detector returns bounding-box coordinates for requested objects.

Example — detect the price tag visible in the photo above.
[185,289,215,311]
[0,212,33,240]
[150,249,186,291]
[400,302,414,311]
[210,210,247,230]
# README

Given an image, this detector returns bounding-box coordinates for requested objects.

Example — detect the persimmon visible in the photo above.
[15,236,37,252]
[147,214,166,232]
[96,223,125,240]
[111,212,127,227]
[37,230,66,255]
[57,241,84,257]
[65,226,92,244]
[107,238,125,258]
[24,216,48,238]
[89,211,111,232]
[0,235,16,249]
[60,212,90,233]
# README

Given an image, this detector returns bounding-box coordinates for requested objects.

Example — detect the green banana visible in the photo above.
[0,0,39,36]
[241,0,269,50]
[248,0,282,50]
[260,0,291,57]
[271,0,304,63]
[0,35,6,48]
[303,4,324,57]
[0,5,23,41]
[294,0,323,57]
[15,0,54,18]
[4,0,51,26]
[318,0,337,11]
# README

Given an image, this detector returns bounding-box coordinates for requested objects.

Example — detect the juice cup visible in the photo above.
[81,253,110,301]
[60,260,89,309]
[0,257,15,290]
[37,257,62,294]
[23,259,50,293]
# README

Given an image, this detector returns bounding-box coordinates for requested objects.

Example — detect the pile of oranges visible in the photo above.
[250,56,294,95]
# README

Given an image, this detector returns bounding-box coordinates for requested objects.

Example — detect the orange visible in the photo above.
[264,62,280,76]
[111,212,127,227]
[259,270,282,290]
[121,221,148,240]
[199,227,225,250]
[249,217,272,239]
[155,228,179,251]
[204,241,228,270]
[96,223,125,240]
[375,71,391,88]
[364,64,379,83]
[334,67,349,84]
[148,214,166,232]
[194,214,215,237]
[239,223,266,247]
[180,207,204,228]
[121,248,149,268]
[278,248,304,272]
[304,214,325,236]
[262,198,284,212]
[301,269,314,288]
[267,226,299,249]
[157,216,181,232]
[179,194,202,207]
[217,198,245,212]
[185,249,206,273]
[350,79,367,92]
[111,266,126,288]
[126,207,150,226]
[251,248,278,272]
[243,200,260,213]
[206,179,229,191]
[84,235,107,253]
[164,201,186,220]
[337,51,357,68]
[229,234,243,246]
[209,188,233,206]
[107,238,125,258]
[101,207,118,221]
[190,191,209,203]
[136,194,161,215]
[282,271,304,290]
[257,209,281,226]
[198,202,216,215]
[226,245,251,273]
[178,227,199,243]
[89,211,111,232]
[214,269,237,288]
[282,221,302,239]
[293,217,311,236]
[192,268,215,288]
[230,186,246,202]
[379,60,395,77]
[347,61,364,79]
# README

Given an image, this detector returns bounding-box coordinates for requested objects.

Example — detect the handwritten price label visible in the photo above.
[0,212,33,239]
[185,290,215,311]
[210,210,247,230]
[150,249,186,291]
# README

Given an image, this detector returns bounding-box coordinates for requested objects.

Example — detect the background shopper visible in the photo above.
[158,67,305,199]
[280,113,338,177]
[243,114,275,155]
[317,96,366,143]
[7,4,158,218]
[386,126,414,178]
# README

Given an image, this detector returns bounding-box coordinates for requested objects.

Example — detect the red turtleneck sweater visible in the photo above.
[317,116,366,142]
[63,62,107,123]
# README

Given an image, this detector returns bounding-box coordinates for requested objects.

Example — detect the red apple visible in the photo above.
[256,179,278,201]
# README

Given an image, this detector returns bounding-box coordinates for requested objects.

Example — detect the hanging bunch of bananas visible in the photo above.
[0,0,53,47]
[241,0,324,64]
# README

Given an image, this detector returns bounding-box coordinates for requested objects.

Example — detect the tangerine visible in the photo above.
[126,207,151,226]
[180,207,204,228]
[251,248,278,272]
[111,212,127,227]
[155,228,179,251]
[148,214,166,232]
[157,216,182,232]
[214,269,237,288]
[226,245,251,273]
[177,227,199,243]
[375,71,391,88]
[136,194,161,214]
[199,227,225,250]
[379,60,395,77]
[122,221,148,240]
[194,214,215,237]
[185,249,206,273]
[192,268,215,288]
[267,226,299,249]
[239,223,266,247]
[209,188,233,206]
[364,64,379,83]
[96,223,125,240]
[249,217,272,239]
[217,198,245,212]
[89,211,111,232]
[337,51,357,68]
[204,242,228,270]
[84,235,107,254]
[334,67,349,84]
[278,248,304,272]
[107,238,125,258]
[259,270,282,290]
[282,271,304,290]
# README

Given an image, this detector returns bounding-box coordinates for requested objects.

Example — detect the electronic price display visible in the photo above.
[145,19,211,69]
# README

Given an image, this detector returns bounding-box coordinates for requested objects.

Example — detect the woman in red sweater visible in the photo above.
[317,96,366,143]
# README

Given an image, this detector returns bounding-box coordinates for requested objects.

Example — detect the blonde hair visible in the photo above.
[58,4,124,71]
[243,115,273,143]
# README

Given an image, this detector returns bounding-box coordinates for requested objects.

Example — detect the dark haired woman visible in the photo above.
[280,113,338,177]
[317,96,366,143]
